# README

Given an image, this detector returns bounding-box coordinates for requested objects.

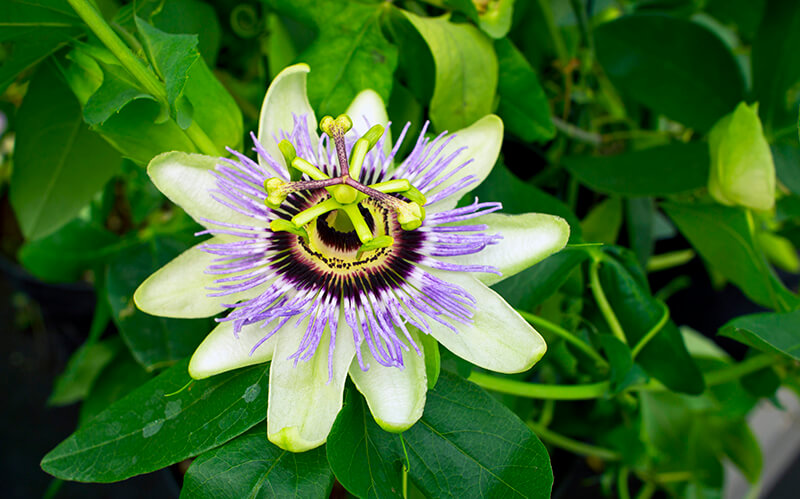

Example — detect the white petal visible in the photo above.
[348,328,427,432]
[438,213,570,286]
[425,115,503,212]
[424,268,546,373]
[268,317,355,452]
[188,320,279,379]
[147,151,256,229]
[133,237,264,319]
[345,89,392,156]
[257,63,318,170]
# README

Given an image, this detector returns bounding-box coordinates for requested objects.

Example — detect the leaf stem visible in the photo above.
[469,372,611,400]
[517,309,609,368]
[469,353,779,400]
[704,353,775,386]
[589,259,627,344]
[646,249,695,272]
[66,0,222,157]
[527,421,621,461]
[630,301,669,359]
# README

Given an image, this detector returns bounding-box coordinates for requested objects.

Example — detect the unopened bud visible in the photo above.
[708,102,775,211]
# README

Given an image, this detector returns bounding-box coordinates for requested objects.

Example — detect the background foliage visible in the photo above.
[3,0,800,497]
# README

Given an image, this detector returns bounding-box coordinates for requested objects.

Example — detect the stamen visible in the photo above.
[291,157,329,181]
[341,203,375,244]
[292,197,342,227]
[270,219,308,239]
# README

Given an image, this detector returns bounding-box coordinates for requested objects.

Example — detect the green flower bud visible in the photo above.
[708,102,776,211]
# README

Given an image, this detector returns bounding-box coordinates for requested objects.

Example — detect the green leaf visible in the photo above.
[401,11,497,132]
[581,197,622,244]
[264,0,398,118]
[598,256,705,394]
[18,217,122,282]
[595,14,745,131]
[183,56,243,150]
[471,162,582,241]
[326,388,405,498]
[641,389,762,490]
[751,0,800,133]
[331,372,552,498]
[492,247,589,310]
[106,236,213,371]
[494,37,554,142]
[563,142,710,196]
[0,0,81,92]
[772,143,800,197]
[626,198,655,267]
[403,371,553,498]
[41,359,269,482]
[719,311,800,361]
[135,16,200,127]
[598,335,648,394]
[49,339,121,406]
[640,391,724,490]
[83,62,155,125]
[662,202,800,310]
[10,62,122,240]
[79,350,151,426]
[182,424,334,498]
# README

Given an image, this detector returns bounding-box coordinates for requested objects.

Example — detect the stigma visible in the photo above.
[263,113,427,257]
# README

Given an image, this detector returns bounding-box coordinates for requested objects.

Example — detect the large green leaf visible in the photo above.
[328,373,552,498]
[563,142,710,196]
[0,0,81,92]
[662,202,799,311]
[719,311,800,361]
[41,359,269,482]
[10,63,122,240]
[402,11,497,132]
[751,0,800,133]
[404,372,552,498]
[264,0,398,117]
[598,256,705,394]
[106,236,213,371]
[595,14,745,131]
[182,424,334,499]
[326,388,404,498]
[495,37,554,142]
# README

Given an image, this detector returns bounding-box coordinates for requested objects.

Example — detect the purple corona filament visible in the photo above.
[197,115,503,378]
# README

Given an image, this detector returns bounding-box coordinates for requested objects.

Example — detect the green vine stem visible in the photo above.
[517,310,609,368]
[527,421,622,461]
[589,258,628,344]
[66,0,222,157]
[630,301,669,359]
[469,353,779,400]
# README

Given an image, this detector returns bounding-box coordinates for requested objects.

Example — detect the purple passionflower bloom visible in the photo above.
[134,64,569,452]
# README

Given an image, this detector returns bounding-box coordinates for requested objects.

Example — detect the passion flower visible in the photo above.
[134,64,569,452]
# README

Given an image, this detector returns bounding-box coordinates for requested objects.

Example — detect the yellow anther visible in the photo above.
[396,202,424,230]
